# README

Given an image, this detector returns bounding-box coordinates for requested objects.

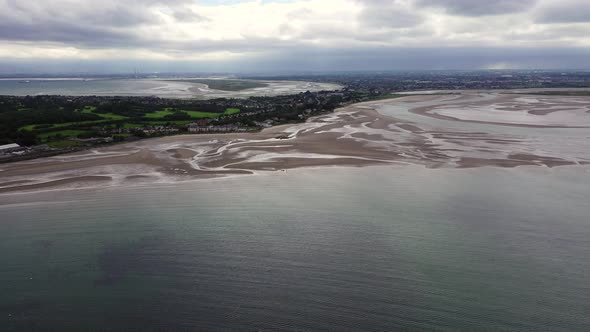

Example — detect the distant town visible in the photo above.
[2,70,590,162]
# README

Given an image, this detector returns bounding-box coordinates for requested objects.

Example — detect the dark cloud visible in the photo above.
[0,18,136,47]
[0,0,200,46]
[356,0,423,28]
[2,0,164,27]
[360,7,422,28]
[534,0,590,23]
[414,0,537,16]
[1,46,589,74]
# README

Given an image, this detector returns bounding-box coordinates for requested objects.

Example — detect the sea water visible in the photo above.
[1,165,589,330]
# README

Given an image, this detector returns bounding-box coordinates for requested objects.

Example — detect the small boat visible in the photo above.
[18,80,31,84]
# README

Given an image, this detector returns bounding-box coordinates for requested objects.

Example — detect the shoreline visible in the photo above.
[0,78,343,99]
[1,92,590,194]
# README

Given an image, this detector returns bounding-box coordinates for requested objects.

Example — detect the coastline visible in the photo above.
[1,92,590,194]
[0,77,343,99]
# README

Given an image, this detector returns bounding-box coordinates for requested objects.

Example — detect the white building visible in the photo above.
[0,143,22,154]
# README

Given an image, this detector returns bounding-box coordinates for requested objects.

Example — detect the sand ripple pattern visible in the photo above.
[1,91,589,193]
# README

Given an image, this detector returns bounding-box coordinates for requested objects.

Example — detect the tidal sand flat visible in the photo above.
[0,78,342,99]
[1,91,589,193]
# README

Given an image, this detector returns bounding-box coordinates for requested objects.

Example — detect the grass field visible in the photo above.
[144,109,175,119]
[81,106,128,120]
[20,120,111,131]
[19,107,119,131]
[18,107,241,140]
[144,108,240,120]
[224,108,240,115]
[182,111,221,119]
[20,124,40,131]
[366,93,405,101]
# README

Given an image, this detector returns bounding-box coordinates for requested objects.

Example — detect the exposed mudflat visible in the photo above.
[1,91,589,193]
[0,78,342,99]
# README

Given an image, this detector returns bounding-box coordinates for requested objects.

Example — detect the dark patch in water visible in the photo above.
[94,234,186,286]
[0,299,42,317]
[34,239,54,249]
[46,266,77,281]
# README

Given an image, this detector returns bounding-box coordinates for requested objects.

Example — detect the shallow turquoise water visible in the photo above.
[1,166,589,330]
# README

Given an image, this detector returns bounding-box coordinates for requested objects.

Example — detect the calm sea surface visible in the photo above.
[0,79,195,98]
[1,166,589,331]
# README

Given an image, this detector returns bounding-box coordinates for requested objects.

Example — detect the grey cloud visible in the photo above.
[357,1,423,29]
[414,0,537,16]
[534,0,590,23]
[360,8,422,28]
[3,0,163,27]
[352,26,434,42]
[0,0,197,46]
[173,9,209,22]
[2,46,589,74]
[505,25,590,41]
[0,17,137,47]
[296,24,355,41]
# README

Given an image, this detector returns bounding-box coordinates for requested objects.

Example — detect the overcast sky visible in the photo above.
[1,0,589,74]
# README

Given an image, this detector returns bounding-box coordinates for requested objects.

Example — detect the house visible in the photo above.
[196,119,210,126]
[188,124,246,133]
[0,143,23,154]
[188,123,200,133]
[188,120,212,133]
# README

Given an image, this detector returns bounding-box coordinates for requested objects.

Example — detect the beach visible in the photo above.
[1,91,589,193]
[0,78,342,99]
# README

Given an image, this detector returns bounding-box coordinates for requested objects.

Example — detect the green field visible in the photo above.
[144,109,175,119]
[19,107,118,131]
[144,108,240,120]
[20,124,41,131]
[38,130,89,139]
[81,106,128,120]
[224,108,240,115]
[16,106,241,144]
[182,111,221,119]
[80,106,97,112]
[366,93,405,101]
[20,120,109,131]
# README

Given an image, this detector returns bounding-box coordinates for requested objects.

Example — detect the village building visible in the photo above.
[0,143,24,155]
